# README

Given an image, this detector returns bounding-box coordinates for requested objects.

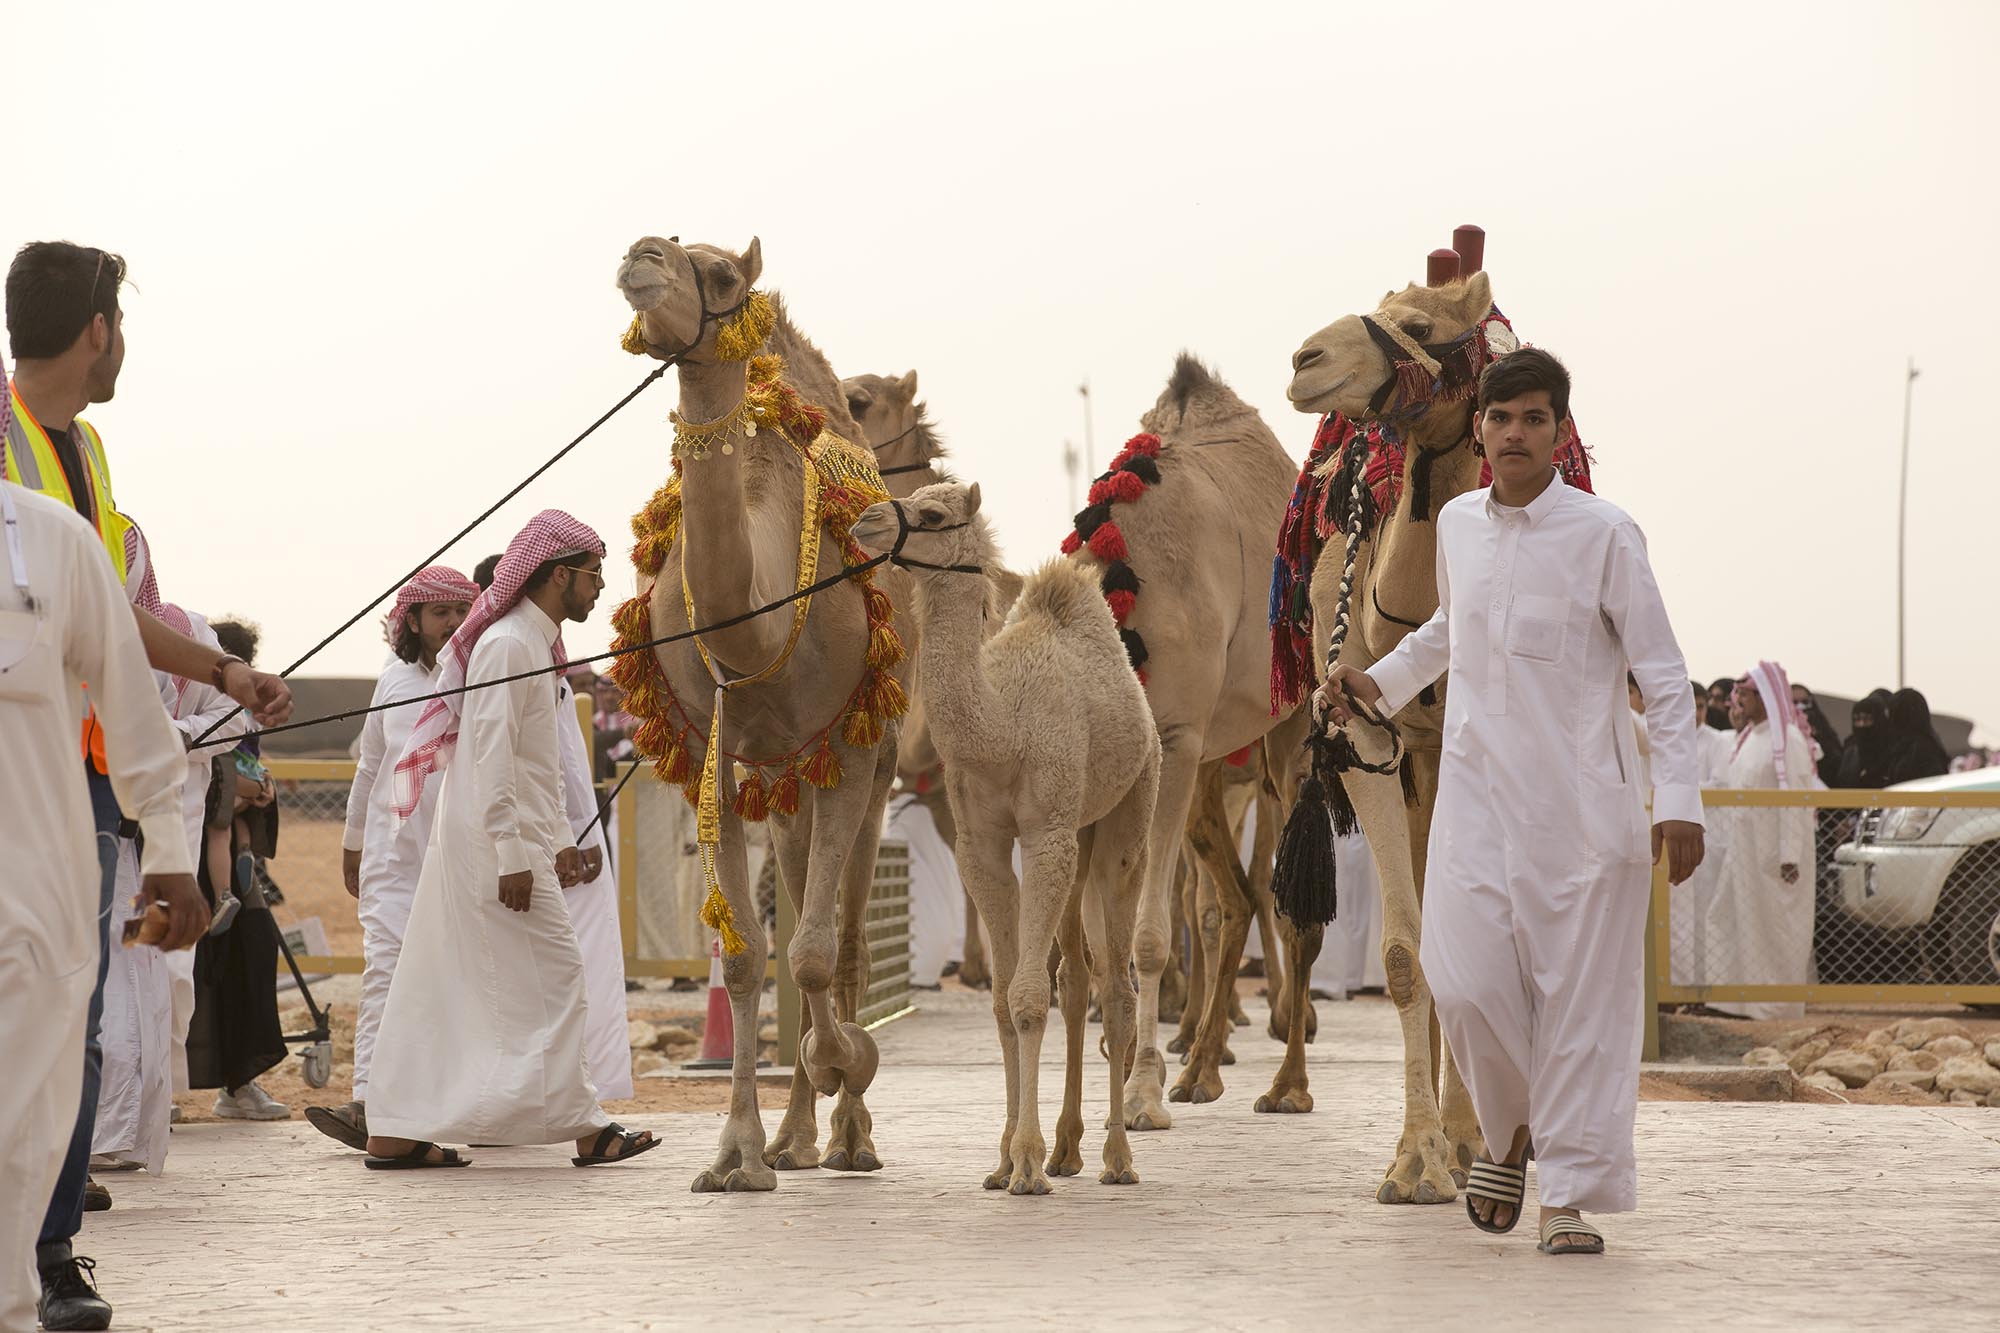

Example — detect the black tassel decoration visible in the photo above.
[1272,751,1339,926]
[1119,627,1150,673]
[1400,754,1419,808]
[1100,561,1141,597]
[1121,455,1162,486]
[1073,502,1112,539]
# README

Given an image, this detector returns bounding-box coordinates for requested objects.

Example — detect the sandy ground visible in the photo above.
[89,985,2000,1332]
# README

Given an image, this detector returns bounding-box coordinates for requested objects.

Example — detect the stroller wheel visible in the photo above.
[303,1041,332,1089]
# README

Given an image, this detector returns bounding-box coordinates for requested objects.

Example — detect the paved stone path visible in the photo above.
[82,989,1995,1330]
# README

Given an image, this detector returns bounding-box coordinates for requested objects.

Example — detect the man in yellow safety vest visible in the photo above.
[4,240,294,1331]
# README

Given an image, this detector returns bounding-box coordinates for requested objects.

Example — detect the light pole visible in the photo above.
[1078,379,1097,479]
[1897,357,1920,690]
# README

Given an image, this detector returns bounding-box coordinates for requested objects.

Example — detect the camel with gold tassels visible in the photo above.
[1266,225,1595,1201]
[610,234,913,1192]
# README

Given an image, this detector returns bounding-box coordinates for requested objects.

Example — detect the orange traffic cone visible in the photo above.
[684,937,734,1070]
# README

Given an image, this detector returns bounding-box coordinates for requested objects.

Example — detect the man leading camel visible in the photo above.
[1324,348,1705,1256]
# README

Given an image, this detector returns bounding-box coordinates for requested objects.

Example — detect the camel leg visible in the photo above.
[793,752,884,1124]
[763,797,822,1170]
[956,828,1024,1189]
[1087,765,1153,1184]
[1223,783,1255,1031]
[1347,754,1457,1206]
[1257,788,1301,1042]
[1047,839,1090,1179]
[1169,770,1256,1105]
[1128,731,1202,1132]
[1257,918,1323,1114]
[690,794,778,1193]
[1189,849,1238,1063]
[1001,828,1075,1196]
[1170,846,1208,1056]
[824,741,896,1174]
[1158,854,1191,1026]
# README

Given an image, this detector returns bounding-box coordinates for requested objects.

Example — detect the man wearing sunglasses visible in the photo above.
[5,242,294,1331]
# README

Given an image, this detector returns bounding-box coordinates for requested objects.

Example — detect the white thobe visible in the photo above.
[0,484,189,1330]
[340,656,442,1100]
[1705,722,1816,1021]
[1670,727,1737,987]
[1324,831,1386,994]
[890,794,966,987]
[367,601,608,1146]
[93,838,173,1171]
[557,677,629,1101]
[1369,474,1702,1214]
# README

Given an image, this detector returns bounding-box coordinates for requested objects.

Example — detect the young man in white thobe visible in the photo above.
[1324,348,1705,1256]
[362,511,656,1169]
[0,478,210,1332]
[555,666,632,1101]
[1705,663,1816,1021]
[304,566,478,1150]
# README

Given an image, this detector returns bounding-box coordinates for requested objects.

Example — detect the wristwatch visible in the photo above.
[211,654,247,691]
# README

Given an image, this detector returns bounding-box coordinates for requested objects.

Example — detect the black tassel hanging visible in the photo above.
[1121,455,1162,486]
[1100,561,1141,597]
[1119,627,1150,673]
[1073,502,1112,539]
[1272,773,1338,927]
[1399,754,1419,808]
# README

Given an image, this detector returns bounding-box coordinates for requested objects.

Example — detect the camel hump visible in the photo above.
[1013,557,1114,635]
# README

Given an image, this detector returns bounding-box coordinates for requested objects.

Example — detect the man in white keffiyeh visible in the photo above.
[1705,660,1818,1020]
[364,511,658,1168]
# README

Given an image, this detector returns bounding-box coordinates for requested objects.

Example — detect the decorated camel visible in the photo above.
[842,370,1018,990]
[1059,355,1307,1128]
[853,482,1159,1194]
[1268,227,1595,1201]
[610,234,913,1191]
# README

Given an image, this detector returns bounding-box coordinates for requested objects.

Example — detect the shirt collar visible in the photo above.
[1484,469,1566,527]
[519,598,560,646]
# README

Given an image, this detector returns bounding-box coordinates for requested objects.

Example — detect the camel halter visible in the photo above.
[624,240,755,363]
[871,422,931,477]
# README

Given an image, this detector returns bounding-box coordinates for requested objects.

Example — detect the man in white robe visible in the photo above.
[1671,680,1737,987]
[1705,663,1816,1021]
[364,511,655,1168]
[304,566,477,1149]
[1325,349,1704,1255]
[890,791,966,988]
[0,480,208,1331]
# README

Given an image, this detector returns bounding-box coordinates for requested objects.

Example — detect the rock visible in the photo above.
[1783,1038,1834,1073]
[1801,1071,1849,1093]
[1863,1027,1897,1049]
[1807,1050,1885,1088]
[1923,1035,1976,1058]
[660,1026,699,1049]
[1867,1069,1938,1092]
[1772,1026,1838,1055]
[1893,1017,1971,1049]
[1742,1047,1790,1069]
[1986,1042,2000,1069]
[1935,1055,2000,1097]
[1887,1048,1943,1073]
[627,1019,661,1051]
[632,1051,670,1076]
[1950,1089,1984,1106]
[1987,1090,2000,1108]
[1861,1043,1900,1068]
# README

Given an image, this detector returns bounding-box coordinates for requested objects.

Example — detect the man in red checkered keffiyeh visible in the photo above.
[382,565,481,664]
[390,510,605,819]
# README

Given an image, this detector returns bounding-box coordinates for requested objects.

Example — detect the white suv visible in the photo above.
[1834,768,2000,984]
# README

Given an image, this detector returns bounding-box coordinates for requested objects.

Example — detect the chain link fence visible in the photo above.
[1656,786,2000,1007]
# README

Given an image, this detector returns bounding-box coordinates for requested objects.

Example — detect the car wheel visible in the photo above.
[1931,844,2000,988]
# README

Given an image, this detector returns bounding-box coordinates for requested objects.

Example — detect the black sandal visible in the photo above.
[1538,1214,1605,1255]
[365,1141,471,1170]
[1464,1156,1529,1234]
[305,1102,369,1151]
[572,1123,660,1167]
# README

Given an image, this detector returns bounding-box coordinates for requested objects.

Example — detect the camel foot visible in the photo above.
[1098,1165,1140,1185]
[982,1166,1010,1190]
[1048,1113,1084,1177]
[1166,1033,1190,1055]
[1376,1134,1460,1205]
[1007,1165,1052,1197]
[822,1100,881,1173]
[1219,1044,1235,1066]
[762,1118,820,1171]
[692,1163,777,1193]
[1168,1053,1225,1105]
[1253,1089,1314,1114]
[959,958,991,990]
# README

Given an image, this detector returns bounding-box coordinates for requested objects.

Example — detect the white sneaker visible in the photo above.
[214,1082,292,1120]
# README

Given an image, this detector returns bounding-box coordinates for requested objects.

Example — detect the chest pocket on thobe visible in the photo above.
[0,608,59,707]
[1506,593,1569,665]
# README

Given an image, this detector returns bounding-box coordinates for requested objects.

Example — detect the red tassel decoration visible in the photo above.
[843,707,885,748]
[769,769,801,816]
[1060,530,1082,556]
[1106,589,1137,624]
[867,671,909,720]
[1087,522,1129,563]
[733,770,769,822]
[802,743,843,790]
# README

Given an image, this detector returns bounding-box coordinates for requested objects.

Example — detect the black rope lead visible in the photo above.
[192,360,676,745]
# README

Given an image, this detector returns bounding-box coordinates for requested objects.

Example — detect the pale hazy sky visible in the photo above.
[13,1,1997,741]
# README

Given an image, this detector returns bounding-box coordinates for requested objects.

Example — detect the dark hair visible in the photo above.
[211,618,261,665]
[1708,677,1737,695]
[473,553,502,592]
[391,609,424,664]
[521,555,568,595]
[7,242,127,360]
[1690,679,1705,702]
[1476,346,1570,423]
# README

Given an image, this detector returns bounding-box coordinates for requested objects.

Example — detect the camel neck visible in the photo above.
[912,576,1000,761]
[674,359,785,674]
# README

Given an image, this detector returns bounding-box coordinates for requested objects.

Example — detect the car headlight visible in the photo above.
[1879,807,1941,842]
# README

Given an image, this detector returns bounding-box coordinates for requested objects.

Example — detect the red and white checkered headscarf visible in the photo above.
[390,509,604,819]
[1733,659,1815,787]
[156,601,197,710]
[122,517,162,613]
[382,564,481,652]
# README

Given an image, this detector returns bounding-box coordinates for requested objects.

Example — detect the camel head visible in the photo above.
[615,234,764,362]
[850,481,991,574]
[1286,270,1494,419]
[842,371,921,451]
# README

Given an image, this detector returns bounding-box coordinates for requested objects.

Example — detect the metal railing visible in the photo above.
[1643,785,2000,1055]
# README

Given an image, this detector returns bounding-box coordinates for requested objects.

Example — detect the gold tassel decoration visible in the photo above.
[769,768,801,816]
[712,291,776,363]
[867,671,909,722]
[699,871,748,956]
[733,769,769,822]
[866,620,904,671]
[842,707,884,749]
[621,313,650,356]
[802,741,842,790]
